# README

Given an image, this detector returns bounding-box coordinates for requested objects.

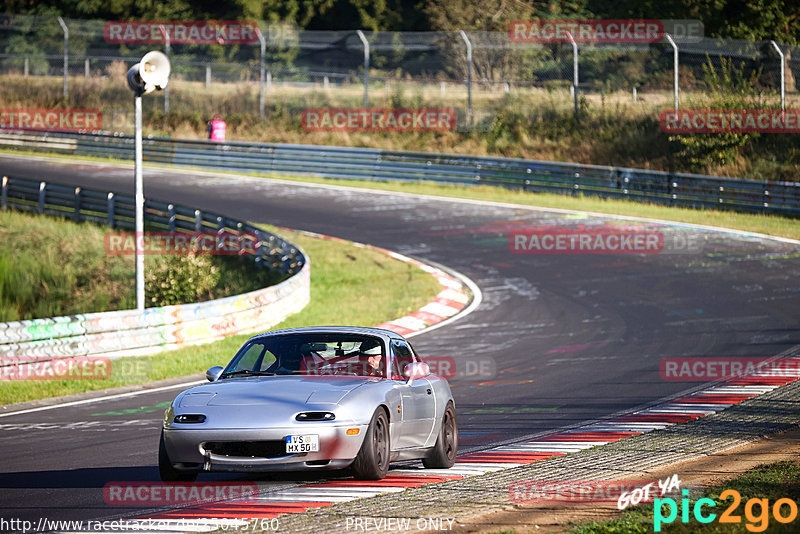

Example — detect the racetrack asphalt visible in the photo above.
[0,155,799,527]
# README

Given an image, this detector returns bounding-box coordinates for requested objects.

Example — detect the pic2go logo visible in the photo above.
[654,489,799,532]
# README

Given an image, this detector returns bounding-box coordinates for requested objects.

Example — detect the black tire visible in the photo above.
[159,430,198,482]
[351,409,390,480]
[423,403,457,469]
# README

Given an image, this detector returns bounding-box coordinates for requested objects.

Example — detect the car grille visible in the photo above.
[203,440,288,458]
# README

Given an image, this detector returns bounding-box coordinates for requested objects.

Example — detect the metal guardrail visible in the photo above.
[1,131,798,216]
[0,175,309,368]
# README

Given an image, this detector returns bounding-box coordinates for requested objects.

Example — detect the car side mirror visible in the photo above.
[206,366,224,382]
[403,362,430,386]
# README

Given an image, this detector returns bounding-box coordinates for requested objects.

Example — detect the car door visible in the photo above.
[391,339,436,448]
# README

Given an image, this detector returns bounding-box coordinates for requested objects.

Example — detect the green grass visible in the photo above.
[0,226,443,404]
[0,210,283,320]
[570,460,800,533]
[0,210,136,320]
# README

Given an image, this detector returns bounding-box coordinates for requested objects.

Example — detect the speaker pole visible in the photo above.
[134,91,145,311]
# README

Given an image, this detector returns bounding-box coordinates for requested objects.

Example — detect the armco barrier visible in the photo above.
[0,176,309,368]
[1,131,799,216]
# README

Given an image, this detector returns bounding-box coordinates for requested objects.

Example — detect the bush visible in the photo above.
[145,253,220,307]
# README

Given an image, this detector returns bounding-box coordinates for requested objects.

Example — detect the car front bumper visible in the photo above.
[163,424,369,472]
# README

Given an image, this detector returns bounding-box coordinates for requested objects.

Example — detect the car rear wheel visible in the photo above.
[351,409,390,480]
[159,430,198,482]
[423,403,457,469]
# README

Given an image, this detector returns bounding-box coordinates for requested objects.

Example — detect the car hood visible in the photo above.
[179,375,370,407]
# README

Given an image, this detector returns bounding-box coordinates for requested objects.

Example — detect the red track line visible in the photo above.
[672,394,755,404]
[613,413,704,423]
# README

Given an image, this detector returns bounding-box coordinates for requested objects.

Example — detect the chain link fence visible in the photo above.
[0,13,797,129]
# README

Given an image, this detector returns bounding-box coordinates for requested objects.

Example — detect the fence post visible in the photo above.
[205,64,211,88]
[665,34,679,111]
[770,40,785,111]
[73,187,81,222]
[84,58,89,79]
[256,27,266,119]
[23,57,28,78]
[1,176,7,209]
[356,30,370,107]
[107,192,115,229]
[57,17,68,101]
[459,30,472,121]
[565,32,578,118]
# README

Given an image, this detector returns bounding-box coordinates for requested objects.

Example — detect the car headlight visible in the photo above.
[295,411,336,421]
[173,414,207,424]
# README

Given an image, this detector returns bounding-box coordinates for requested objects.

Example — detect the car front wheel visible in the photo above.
[159,430,198,482]
[423,403,457,469]
[351,408,390,480]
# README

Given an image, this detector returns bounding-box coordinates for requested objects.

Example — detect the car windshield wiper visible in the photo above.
[221,369,275,378]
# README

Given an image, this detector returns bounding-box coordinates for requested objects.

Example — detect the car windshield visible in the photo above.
[222,333,387,378]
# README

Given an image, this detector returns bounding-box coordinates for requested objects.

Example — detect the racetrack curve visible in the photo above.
[0,154,799,527]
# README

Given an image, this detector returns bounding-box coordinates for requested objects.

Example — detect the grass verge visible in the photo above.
[0,226,443,405]
[569,460,800,533]
[0,210,282,321]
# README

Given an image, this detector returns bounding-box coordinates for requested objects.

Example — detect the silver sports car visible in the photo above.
[159,326,457,480]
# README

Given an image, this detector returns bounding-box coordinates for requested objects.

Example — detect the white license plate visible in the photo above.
[285,434,319,453]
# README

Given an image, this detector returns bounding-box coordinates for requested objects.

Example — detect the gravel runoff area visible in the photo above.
[270,344,800,533]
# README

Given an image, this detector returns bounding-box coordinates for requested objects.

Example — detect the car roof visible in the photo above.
[245,326,406,343]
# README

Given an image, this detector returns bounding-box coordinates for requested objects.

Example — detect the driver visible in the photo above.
[360,340,384,377]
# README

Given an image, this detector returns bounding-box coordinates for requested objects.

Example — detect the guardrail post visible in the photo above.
[38,182,46,214]
[107,192,115,229]
[168,204,176,231]
[665,34,679,111]
[73,187,81,222]
[57,17,68,101]
[770,40,785,111]
[763,187,770,210]
[195,209,203,232]
[1,176,7,209]
[254,230,263,268]
[356,30,370,107]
